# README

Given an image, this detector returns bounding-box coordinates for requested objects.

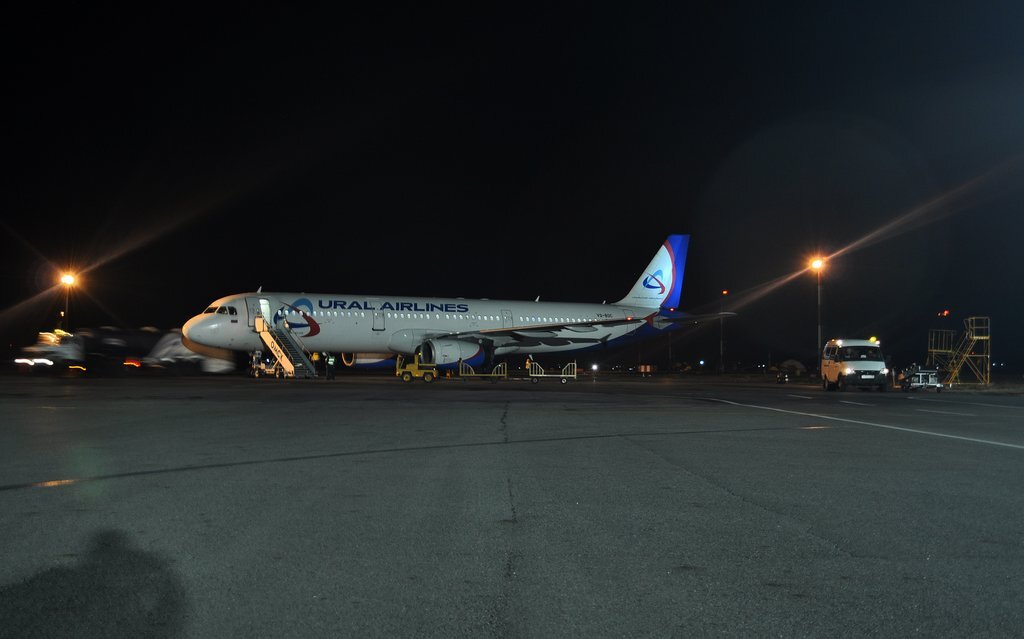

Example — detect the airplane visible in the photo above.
[182,235,733,371]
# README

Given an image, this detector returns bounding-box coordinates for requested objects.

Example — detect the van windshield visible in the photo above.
[842,346,882,361]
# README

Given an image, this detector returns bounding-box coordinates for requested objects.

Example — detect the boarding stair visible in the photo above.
[943,316,991,386]
[254,315,317,378]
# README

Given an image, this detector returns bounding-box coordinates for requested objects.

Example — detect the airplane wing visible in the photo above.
[414,309,737,348]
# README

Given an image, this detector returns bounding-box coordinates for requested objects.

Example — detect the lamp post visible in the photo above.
[718,289,728,374]
[810,259,824,365]
[60,273,76,331]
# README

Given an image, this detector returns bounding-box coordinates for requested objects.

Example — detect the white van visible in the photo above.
[821,338,890,391]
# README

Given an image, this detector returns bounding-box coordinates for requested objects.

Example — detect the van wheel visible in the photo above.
[822,378,829,391]
[837,376,846,391]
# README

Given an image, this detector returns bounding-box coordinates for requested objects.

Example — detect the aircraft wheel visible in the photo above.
[401,372,413,383]
[531,377,539,384]
[423,372,434,383]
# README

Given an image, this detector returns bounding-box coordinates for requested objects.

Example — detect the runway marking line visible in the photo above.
[840,400,875,406]
[906,397,1022,410]
[704,398,1024,450]
[787,394,813,400]
[916,408,978,417]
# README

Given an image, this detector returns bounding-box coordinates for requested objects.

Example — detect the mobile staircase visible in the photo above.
[942,316,991,386]
[254,315,317,378]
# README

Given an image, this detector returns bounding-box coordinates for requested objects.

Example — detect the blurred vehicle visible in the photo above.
[144,329,235,374]
[15,327,234,375]
[15,330,84,371]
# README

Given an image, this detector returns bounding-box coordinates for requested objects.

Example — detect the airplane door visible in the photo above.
[245,297,274,327]
[502,309,513,328]
[372,310,385,331]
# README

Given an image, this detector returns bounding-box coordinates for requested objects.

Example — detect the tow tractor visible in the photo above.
[396,353,437,383]
[250,352,288,378]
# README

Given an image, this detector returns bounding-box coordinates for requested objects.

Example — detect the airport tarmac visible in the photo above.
[1,373,1022,637]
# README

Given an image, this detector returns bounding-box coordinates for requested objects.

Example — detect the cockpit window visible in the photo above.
[228,306,238,316]
[203,306,219,314]
[216,306,229,314]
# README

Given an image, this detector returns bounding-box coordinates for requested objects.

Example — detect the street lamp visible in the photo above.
[810,258,825,363]
[719,289,729,374]
[60,273,76,331]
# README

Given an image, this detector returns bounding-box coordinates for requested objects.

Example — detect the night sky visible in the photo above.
[4,4,1023,372]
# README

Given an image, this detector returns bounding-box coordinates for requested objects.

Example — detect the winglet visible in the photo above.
[615,235,689,309]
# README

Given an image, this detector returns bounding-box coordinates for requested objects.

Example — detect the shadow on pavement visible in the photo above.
[0,529,187,638]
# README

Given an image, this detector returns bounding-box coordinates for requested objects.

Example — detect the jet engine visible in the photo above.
[340,352,396,369]
[421,339,485,367]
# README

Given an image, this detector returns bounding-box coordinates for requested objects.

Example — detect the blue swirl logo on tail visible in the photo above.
[273,298,321,337]
[642,269,666,295]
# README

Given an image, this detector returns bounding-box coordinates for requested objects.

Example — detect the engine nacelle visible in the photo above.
[421,339,485,367]
[340,352,396,369]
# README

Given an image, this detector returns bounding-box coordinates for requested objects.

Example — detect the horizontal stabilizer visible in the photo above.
[658,310,737,324]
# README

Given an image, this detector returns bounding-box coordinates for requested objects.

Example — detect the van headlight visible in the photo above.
[881,367,889,375]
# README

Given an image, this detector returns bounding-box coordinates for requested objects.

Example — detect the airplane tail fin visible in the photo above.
[614,235,689,309]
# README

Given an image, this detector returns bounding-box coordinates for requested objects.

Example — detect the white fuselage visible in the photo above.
[182,292,651,357]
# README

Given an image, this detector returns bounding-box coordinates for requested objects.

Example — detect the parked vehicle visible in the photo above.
[821,338,890,392]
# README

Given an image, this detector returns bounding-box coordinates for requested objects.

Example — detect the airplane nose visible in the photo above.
[182,315,211,346]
